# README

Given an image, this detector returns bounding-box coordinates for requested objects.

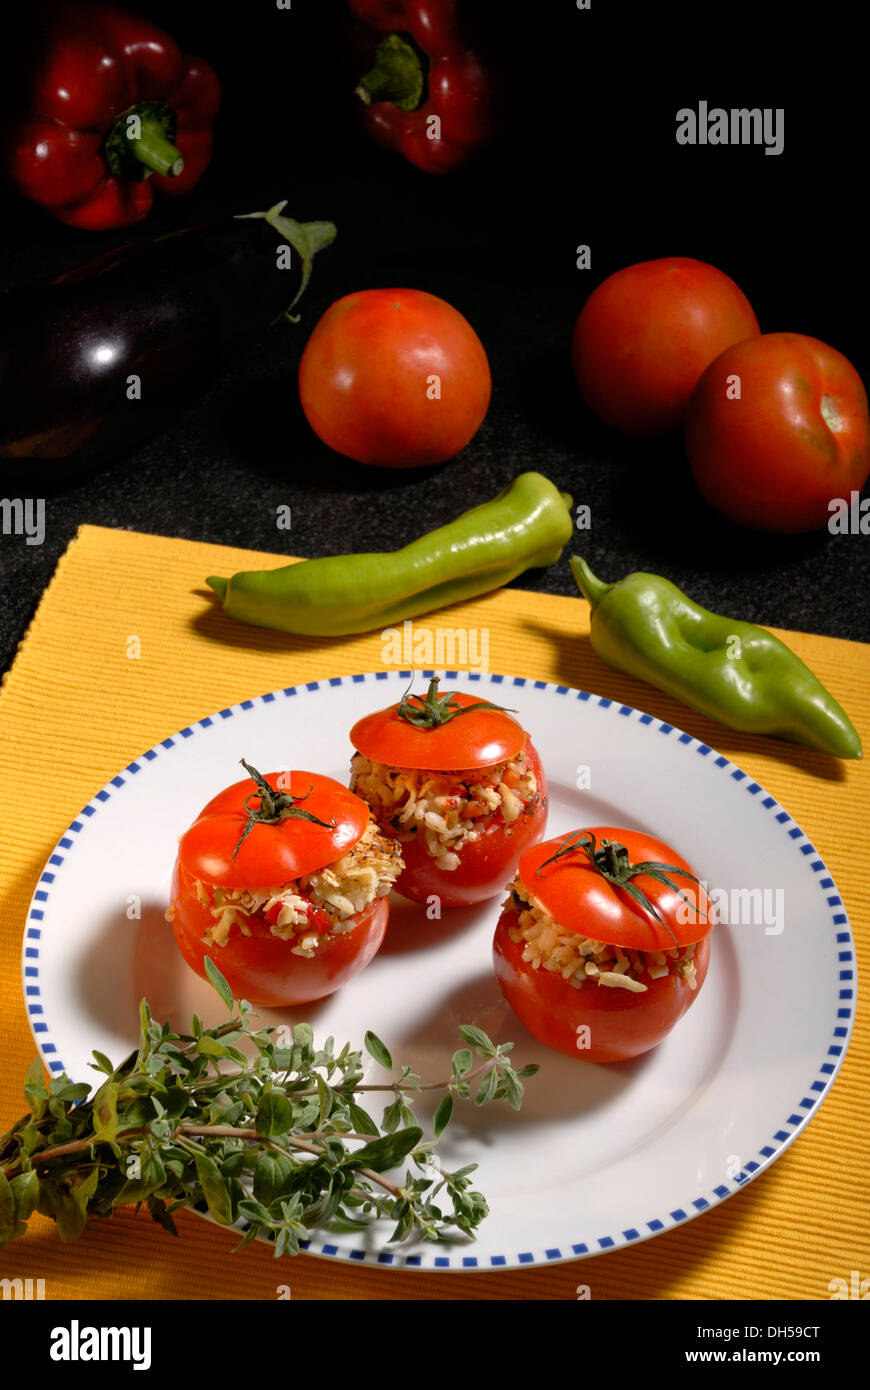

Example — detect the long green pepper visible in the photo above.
[207,473,573,637]
[571,557,862,760]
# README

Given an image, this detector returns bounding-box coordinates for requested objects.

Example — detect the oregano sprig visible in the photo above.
[0,961,538,1256]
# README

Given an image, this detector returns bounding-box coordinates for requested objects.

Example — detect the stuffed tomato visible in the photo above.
[493,828,715,1062]
[167,762,403,1006]
[349,677,547,907]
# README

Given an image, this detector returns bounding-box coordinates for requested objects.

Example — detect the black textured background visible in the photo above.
[1,0,868,677]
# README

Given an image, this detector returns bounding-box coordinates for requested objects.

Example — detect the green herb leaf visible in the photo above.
[315,1074,332,1130]
[347,1128,423,1173]
[381,1097,403,1134]
[433,1093,454,1138]
[113,1150,167,1206]
[237,1197,273,1226]
[458,1025,496,1057]
[348,1102,379,1138]
[10,1170,40,1224]
[475,1068,499,1106]
[23,1057,47,1119]
[253,1152,295,1207]
[255,1092,294,1138]
[327,1211,369,1234]
[0,1172,16,1248]
[90,1050,116,1077]
[49,1168,100,1243]
[204,956,234,1012]
[148,1197,178,1237]
[137,999,152,1062]
[451,1048,473,1079]
[364,1031,393,1071]
[274,1225,299,1258]
[194,1151,234,1226]
[91,1082,119,1144]
[53,1194,88,1243]
[499,1067,524,1112]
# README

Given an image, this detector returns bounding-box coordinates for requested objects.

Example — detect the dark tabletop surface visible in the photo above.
[1,0,868,678]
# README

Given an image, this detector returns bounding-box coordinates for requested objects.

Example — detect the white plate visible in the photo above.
[22,671,855,1270]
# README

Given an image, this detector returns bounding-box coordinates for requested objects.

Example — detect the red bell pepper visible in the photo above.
[6,3,220,230]
[350,0,494,173]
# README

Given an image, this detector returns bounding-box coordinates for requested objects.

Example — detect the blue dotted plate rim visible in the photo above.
[21,671,856,1270]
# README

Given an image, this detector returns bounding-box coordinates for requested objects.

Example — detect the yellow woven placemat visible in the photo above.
[1,524,867,1301]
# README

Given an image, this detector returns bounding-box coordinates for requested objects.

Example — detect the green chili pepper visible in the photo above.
[207,473,573,637]
[570,557,862,760]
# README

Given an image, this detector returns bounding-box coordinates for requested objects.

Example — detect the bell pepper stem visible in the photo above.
[104,101,184,180]
[355,34,425,112]
[127,114,184,178]
[207,576,228,602]
[570,556,614,612]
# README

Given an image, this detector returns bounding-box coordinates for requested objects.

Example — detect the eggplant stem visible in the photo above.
[236,201,337,319]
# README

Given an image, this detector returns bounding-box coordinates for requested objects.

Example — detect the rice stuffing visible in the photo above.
[504,881,698,992]
[175,819,403,956]
[349,749,539,871]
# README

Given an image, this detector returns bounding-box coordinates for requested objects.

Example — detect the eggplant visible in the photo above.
[0,203,335,466]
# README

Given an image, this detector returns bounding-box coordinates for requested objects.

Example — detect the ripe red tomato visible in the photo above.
[180,770,370,890]
[349,686,547,907]
[298,289,491,467]
[171,863,388,1008]
[168,768,388,1006]
[350,690,527,771]
[392,742,548,908]
[493,828,715,1062]
[685,332,870,533]
[571,257,760,435]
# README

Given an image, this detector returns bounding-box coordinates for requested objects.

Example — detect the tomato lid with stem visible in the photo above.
[515,827,715,950]
[349,676,528,771]
[179,763,371,890]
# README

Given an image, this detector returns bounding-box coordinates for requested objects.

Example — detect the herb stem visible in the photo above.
[3,1125,150,1178]
[359,1167,402,1198]
[176,1124,403,1198]
[188,1055,497,1100]
[309,1057,497,1097]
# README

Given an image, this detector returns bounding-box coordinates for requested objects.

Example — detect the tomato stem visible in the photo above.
[397,675,516,729]
[232,759,335,861]
[535,830,708,943]
[601,840,628,878]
